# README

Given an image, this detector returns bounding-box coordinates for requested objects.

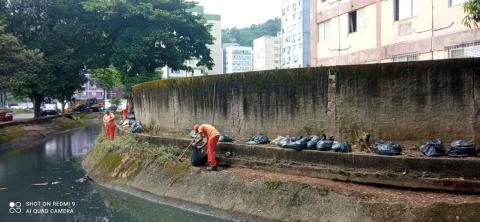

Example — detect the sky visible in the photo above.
[193,0,282,29]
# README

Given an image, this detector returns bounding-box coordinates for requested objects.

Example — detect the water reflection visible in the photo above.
[0,125,226,222]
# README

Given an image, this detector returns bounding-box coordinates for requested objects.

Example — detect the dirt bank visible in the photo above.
[83,134,480,222]
[0,113,101,149]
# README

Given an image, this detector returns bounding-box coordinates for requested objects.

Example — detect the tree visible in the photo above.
[82,0,215,98]
[464,0,480,28]
[0,21,43,109]
[2,0,110,117]
[222,18,281,46]
[90,67,122,101]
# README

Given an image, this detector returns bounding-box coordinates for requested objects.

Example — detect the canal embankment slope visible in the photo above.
[0,113,101,150]
[83,132,480,222]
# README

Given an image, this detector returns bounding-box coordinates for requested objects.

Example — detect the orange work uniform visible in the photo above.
[121,108,128,120]
[103,113,116,140]
[197,124,220,167]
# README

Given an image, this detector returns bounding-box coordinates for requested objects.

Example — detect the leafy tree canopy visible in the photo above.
[0,18,43,104]
[2,0,110,116]
[222,18,280,46]
[464,0,480,28]
[83,0,214,74]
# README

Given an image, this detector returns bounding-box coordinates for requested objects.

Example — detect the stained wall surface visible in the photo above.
[133,59,479,144]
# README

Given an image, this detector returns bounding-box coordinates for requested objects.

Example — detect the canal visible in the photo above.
[0,125,226,222]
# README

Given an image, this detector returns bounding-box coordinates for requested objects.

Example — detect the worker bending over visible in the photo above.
[193,124,220,171]
[103,110,116,140]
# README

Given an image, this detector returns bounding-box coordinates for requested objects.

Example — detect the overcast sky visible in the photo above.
[193,0,282,29]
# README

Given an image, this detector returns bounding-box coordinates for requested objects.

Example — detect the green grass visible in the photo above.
[97,152,123,174]
[0,125,25,143]
[265,181,283,190]
[52,117,86,129]
[87,134,189,181]
[76,113,101,120]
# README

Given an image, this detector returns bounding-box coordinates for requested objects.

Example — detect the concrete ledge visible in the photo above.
[120,127,480,193]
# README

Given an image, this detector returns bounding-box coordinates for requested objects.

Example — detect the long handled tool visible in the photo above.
[177,136,200,162]
[177,142,194,162]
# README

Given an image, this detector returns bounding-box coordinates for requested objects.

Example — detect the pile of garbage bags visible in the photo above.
[374,140,402,156]
[272,135,351,153]
[447,140,476,157]
[418,139,476,158]
[118,114,144,134]
[247,134,270,145]
[130,121,144,133]
[219,133,234,142]
[420,139,445,157]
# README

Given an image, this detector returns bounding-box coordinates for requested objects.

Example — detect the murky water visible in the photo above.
[0,125,226,222]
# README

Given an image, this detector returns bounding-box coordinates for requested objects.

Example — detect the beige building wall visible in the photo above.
[312,0,480,66]
[207,19,224,75]
[253,36,282,71]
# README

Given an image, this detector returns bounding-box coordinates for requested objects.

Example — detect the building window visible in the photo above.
[394,0,418,21]
[392,53,418,62]
[447,42,480,58]
[348,11,357,33]
[449,0,467,7]
[318,19,331,42]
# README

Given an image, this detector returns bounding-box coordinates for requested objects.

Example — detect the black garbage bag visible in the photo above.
[420,139,445,157]
[219,133,234,142]
[316,136,334,151]
[131,121,144,133]
[246,134,270,145]
[286,137,309,151]
[191,147,207,166]
[447,140,477,157]
[278,137,292,148]
[306,136,321,150]
[374,140,402,156]
[332,141,352,153]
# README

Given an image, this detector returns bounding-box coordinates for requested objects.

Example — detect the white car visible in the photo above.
[40,104,58,116]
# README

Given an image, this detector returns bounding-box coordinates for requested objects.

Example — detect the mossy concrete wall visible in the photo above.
[133,59,480,143]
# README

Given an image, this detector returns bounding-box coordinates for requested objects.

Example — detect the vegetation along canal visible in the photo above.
[0,125,226,222]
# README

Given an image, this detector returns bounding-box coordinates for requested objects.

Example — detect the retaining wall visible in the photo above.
[132,59,480,144]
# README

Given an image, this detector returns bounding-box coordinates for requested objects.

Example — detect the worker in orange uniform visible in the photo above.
[121,106,129,121]
[103,110,116,140]
[193,124,220,171]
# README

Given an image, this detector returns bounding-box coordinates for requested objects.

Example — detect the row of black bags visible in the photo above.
[421,139,476,157]
[272,135,352,153]
[190,131,477,158]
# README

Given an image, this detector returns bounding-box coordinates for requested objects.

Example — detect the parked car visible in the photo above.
[40,103,58,116]
[3,113,13,122]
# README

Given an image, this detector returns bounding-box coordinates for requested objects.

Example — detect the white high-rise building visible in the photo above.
[253,36,282,71]
[161,6,223,78]
[224,46,253,74]
[281,0,311,68]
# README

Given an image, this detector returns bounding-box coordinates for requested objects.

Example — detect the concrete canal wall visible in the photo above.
[84,131,480,222]
[132,59,480,145]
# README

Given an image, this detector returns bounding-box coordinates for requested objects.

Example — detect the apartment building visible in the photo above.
[161,6,223,78]
[224,45,253,73]
[311,0,480,66]
[73,72,124,101]
[253,36,282,71]
[282,0,311,68]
